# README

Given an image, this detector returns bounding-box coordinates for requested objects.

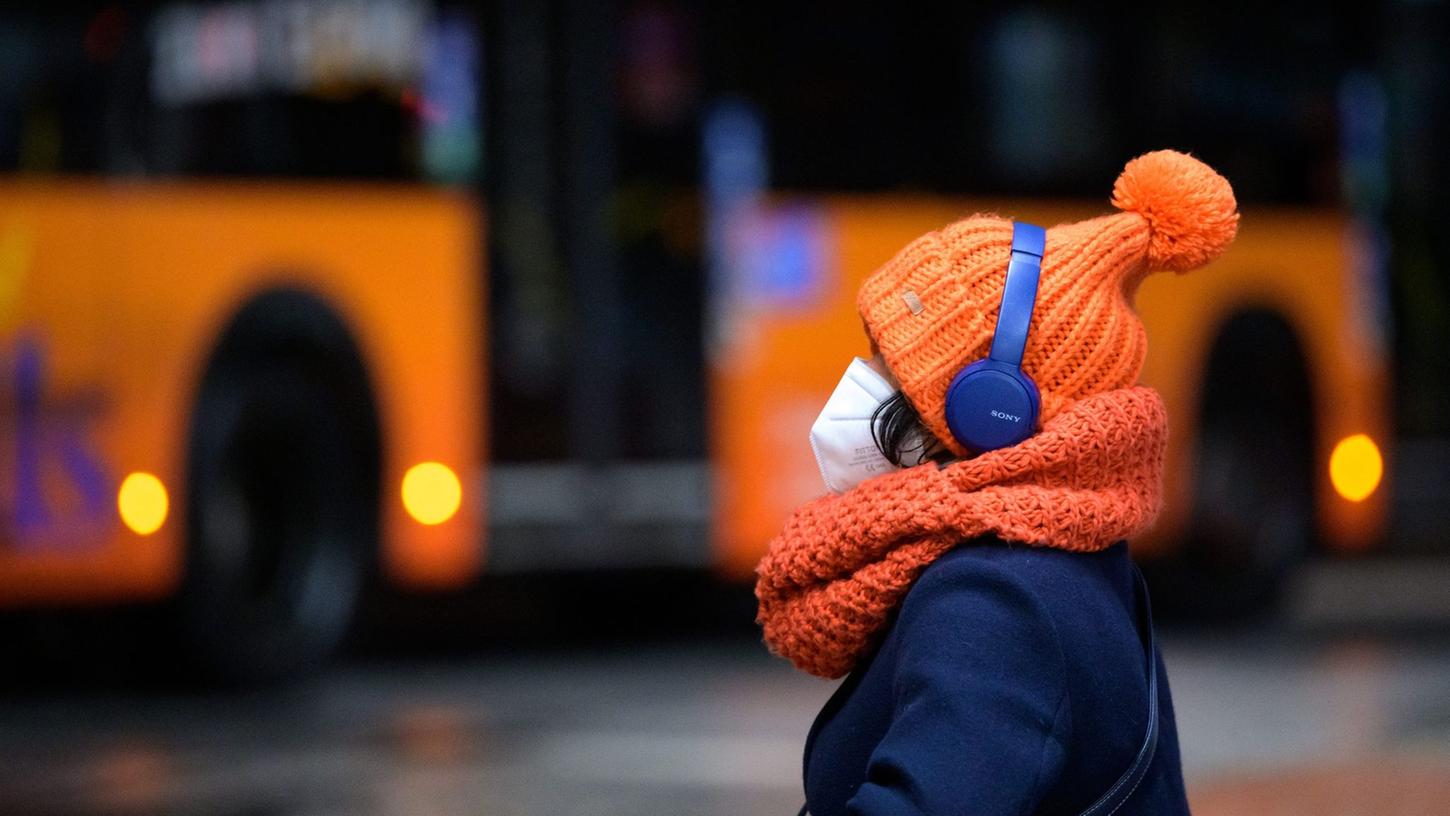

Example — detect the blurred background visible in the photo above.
[1,2,1448,814]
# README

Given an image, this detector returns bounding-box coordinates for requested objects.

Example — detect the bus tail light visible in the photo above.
[401,462,462,525]
[1329,434,1383,502]
[118,472,169,535]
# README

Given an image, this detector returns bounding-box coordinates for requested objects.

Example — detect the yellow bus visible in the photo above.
[0,182,486,678]
[0,3,490,680]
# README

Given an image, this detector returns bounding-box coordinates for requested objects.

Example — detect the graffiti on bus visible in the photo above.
[0,333,113,550]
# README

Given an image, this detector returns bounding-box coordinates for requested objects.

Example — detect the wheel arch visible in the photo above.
[186,285,384,557]
[1191,304,1319,543]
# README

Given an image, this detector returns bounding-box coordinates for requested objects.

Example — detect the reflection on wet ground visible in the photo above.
[1,630,1448,815]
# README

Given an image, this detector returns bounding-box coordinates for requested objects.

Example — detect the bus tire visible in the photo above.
[180,298,379,683]
[1174,310,1316,620]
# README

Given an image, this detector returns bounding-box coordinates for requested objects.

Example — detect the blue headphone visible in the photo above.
[943,221,1046,453]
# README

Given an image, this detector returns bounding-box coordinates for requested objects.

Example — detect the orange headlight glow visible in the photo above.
[402,462,463,525]
[1329,434,1383,503]
[118,472,169,535]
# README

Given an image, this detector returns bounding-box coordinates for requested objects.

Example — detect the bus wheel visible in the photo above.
[180,360,376,683]
[1176,310,1315,620]
[1182,423,1313,618]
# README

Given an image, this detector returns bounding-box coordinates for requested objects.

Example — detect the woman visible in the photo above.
[756,150,1239,815]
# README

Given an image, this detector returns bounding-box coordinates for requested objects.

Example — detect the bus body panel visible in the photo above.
[0,182,485,606]
[711,197,1389,578]
[1135,208,1389,555]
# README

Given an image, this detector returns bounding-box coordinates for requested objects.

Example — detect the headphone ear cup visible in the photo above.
[941,220,1046,454]
[944,361,1041,453]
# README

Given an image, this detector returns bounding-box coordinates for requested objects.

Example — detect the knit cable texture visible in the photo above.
[755,385,1168,679]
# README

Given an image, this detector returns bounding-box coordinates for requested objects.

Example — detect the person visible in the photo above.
[755,150,1240,815]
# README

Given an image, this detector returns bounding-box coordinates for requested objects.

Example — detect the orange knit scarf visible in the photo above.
[755,386,1169,679]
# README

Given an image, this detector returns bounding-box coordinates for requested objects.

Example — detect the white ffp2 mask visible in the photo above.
[809,357,903,494]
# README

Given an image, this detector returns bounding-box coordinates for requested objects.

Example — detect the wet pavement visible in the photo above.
[2,626,1449,816]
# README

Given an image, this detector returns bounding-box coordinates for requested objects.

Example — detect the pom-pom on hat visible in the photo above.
[857,149,1238,457]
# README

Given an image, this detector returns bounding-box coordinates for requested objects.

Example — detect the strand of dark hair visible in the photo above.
[871,392,933,467]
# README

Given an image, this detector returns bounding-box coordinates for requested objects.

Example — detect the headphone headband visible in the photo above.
[986,222,1045,368]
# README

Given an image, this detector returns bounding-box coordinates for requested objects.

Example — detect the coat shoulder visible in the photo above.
[910,536,1125,600]
[899,537,1134,663]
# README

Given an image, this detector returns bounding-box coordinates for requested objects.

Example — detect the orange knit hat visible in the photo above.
[857,149,1239,457]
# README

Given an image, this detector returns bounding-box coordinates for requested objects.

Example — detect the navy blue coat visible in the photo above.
[802,539,1190,815]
